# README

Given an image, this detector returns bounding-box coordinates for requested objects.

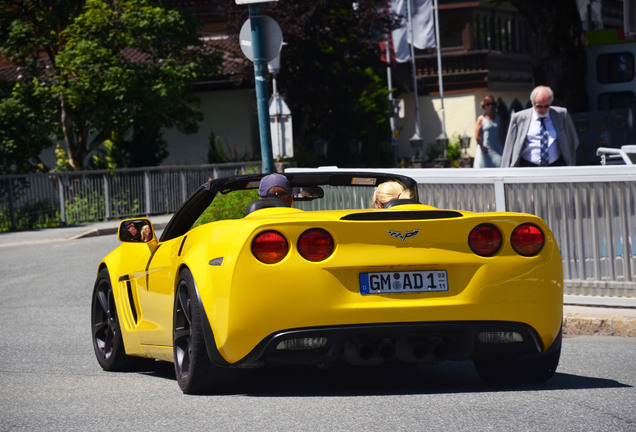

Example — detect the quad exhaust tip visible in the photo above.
[344,338,451,366]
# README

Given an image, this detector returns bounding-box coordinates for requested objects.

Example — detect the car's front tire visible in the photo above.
[474,331,562,385]
[91,268,152,371]
[173,268,231,394]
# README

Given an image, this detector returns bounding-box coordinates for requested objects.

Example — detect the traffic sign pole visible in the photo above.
[248,4,276,173]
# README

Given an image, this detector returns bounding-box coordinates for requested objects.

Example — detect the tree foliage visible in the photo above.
[0,79,59,174]
[225,1,393,167]
[490,0,589,112]
[0,0,222,172]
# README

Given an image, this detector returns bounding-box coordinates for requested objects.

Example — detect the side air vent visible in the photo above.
[126,280,138,324]
[340,210,462,221]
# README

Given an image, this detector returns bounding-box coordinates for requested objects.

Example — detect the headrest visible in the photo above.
[245,198,290,215]
[382,199,421,209]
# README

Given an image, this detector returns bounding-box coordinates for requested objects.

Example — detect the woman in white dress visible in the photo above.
[473,95,504,168]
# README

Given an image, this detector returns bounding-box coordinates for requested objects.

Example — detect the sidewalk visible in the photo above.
[1,216,635,337]
[0,214,173,247]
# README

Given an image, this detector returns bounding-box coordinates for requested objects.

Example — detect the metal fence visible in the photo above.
[3,164,635,303]
[0,162,261,231]
[290,166,636,303]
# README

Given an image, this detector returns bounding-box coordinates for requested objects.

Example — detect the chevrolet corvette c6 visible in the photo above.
[91,172,563,394]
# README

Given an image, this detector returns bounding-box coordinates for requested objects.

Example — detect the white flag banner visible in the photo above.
[391,0,411,62]
[390,0,436,63]
[410,0,435,49]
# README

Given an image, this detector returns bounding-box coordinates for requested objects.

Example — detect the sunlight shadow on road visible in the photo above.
[136,360,631,397]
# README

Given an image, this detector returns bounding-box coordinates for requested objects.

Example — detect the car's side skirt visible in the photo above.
[139,345,173,363]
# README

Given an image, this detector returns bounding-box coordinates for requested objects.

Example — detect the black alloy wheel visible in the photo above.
[173,268,230,394]
[91,268,152,371]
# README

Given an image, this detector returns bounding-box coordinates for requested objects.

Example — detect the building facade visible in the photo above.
[171,1,633,167]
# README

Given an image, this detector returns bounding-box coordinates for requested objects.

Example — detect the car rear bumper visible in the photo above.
[210,321,558,369]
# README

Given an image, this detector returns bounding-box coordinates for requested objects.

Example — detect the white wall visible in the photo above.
[39,87,537,168]
[162,88,257,165]
[394,90,530,160]
[37,87,258,168]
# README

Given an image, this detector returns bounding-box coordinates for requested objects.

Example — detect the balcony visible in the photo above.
[394,3,533,95]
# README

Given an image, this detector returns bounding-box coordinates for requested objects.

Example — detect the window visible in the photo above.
[440,14,464,48]
[596,52,635,83]
[597,91,636,110]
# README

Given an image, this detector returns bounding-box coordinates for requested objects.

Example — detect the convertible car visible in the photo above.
[91,171,563,394]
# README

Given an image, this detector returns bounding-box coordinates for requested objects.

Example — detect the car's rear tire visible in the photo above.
[91,268,153,371]
[173,268,231,394]
[474,332,561,385]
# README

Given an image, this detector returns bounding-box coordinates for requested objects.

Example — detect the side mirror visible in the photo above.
[118,218,155,243]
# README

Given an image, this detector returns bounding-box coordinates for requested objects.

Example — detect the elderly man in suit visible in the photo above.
[501,86,579,167]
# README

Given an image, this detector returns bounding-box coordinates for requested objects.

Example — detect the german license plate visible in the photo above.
[359,270,448,295]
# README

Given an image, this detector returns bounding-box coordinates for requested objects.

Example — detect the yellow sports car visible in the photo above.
[91,172,563,394]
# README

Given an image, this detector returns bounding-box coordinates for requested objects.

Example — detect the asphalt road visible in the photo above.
[1,234,636,431]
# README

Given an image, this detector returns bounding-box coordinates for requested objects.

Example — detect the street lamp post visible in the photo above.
[433,132,449,168]
[460,134,470,157]
[436,132,449,159]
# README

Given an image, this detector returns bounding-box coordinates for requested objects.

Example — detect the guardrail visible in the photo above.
[290,166,636,304]
[0,162,260,231]
[597,145,636,165]
[3,164,635,304]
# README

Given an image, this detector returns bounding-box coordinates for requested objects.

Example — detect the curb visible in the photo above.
[70,227,118,239]
[563,314,636,337]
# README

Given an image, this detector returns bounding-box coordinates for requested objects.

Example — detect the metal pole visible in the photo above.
[433,0,446,137]
[144,169,151,216]
[103,174,111,220]
[6,178,16,231]
[385,28,399,167]
[249,4,276,173]
[406,0,421,140]
[180,170,187,204]
[57,176,66,225]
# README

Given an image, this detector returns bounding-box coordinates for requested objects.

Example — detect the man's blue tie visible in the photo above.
[539,117,549,166]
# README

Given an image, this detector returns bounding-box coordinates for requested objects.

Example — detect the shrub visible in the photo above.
[193,189,259,227]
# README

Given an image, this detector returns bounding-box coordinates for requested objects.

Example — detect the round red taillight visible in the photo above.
[511,223,544,256]
[298,228,334,262]
[252,230,288,264]
[468,224,502,256]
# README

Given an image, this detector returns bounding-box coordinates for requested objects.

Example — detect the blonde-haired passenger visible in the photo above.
[141,225,152,242]
[371,181,414,208]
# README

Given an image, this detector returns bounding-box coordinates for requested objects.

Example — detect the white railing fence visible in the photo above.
[0,162,260,231]
[3,164,635,304]
[290,166,636,304]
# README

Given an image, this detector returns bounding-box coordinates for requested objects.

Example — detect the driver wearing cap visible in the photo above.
[122,221,142,241]
[258,173,293,207]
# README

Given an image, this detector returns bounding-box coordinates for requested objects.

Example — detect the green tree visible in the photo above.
[0,0,221,171]
[490,0,589,112]
[225,1,393,167]
[0,80,59,174]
